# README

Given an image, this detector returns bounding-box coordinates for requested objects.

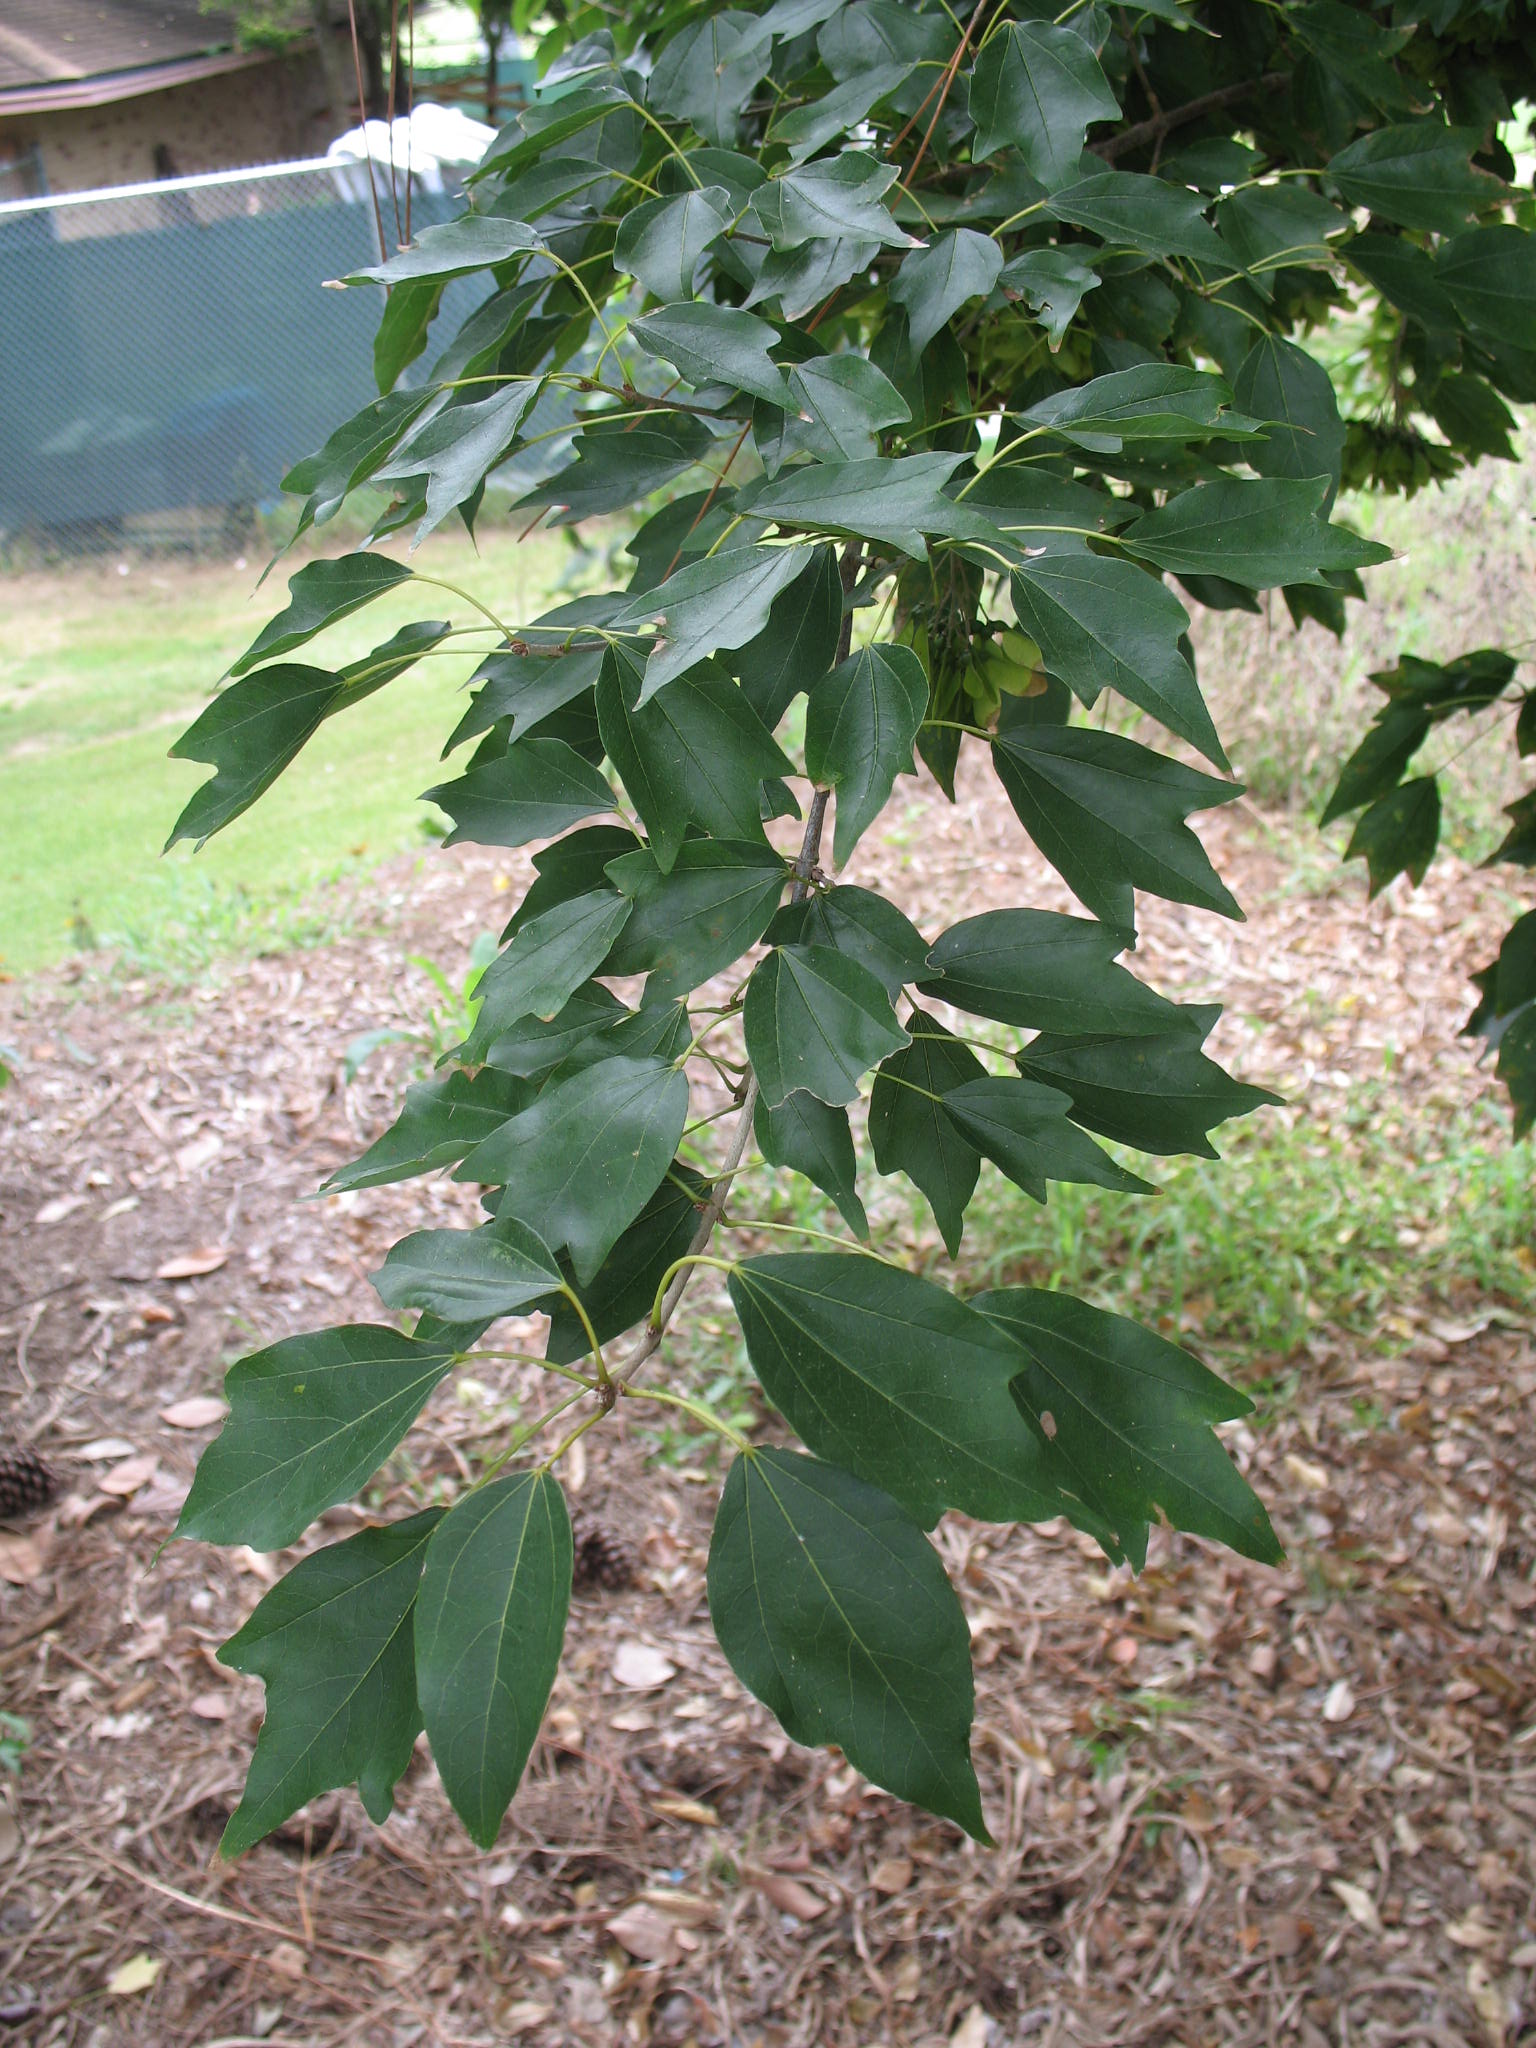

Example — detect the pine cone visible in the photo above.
[570,1510,639,1593]
[0,1446,55,1521]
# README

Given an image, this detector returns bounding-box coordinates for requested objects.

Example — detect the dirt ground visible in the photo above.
[1,754,1533,2048]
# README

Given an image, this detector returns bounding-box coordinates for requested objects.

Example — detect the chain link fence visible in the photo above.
[0,160,463,557]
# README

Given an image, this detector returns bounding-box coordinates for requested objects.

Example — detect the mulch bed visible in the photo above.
[1,757,1533,2048]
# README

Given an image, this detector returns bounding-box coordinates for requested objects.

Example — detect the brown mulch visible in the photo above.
[1,755,1534,2048]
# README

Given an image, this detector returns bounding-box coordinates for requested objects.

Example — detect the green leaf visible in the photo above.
[751,153,915,252]
[1327,124,1500,235]
[324,1068,534,1193]
[345,213,541,286]
[596,645,792,868]
[991,724,1242,929]
[372,1215,563,1322]
[477,79,634,180]
[616,185,733,301]
[753,452,968,558]
[177,1327,456,1551]
[605,839,788,996]
[1119,478,1392,587]
[424,738,616,849]
[459,891,634,1057]
[888,232,1005,354]
[745,232,883,322]
[615,545,817,701]
[778,355,912,463]
[544,1164,709,1364]
[457,1055,690,1284]
[649,12,769,146]
[754,1092,868,1236]
[1232,336,1344,490]
[1019,366,1251,453]
[1347,232,1459,331]
[450,645,607,750]
[282,389,432,536]
[415,1473,571,1848]
[218,1514,437,1856]
[708,1450,987,1839]
[1217,183,1348,280]
[503,825,641,940]
[940,1075,1150,1202]
[1017,1017,1281,1159]
[1497,1006,1536,1139]
[374,381,542,541]
[1006,552,1225,767]
[373,280,443,393]
[1434,227,1536,348]
[1044,172,1227,265]
[727,1254,1115,1539]
[973,1289,1282,1564]
[920,910,1182,1035]
[869,1011,985,1256]
[229,555,413,677]
[998,247,1100,346]
[970,21,1118,185]
[773,63,908,158]
[482,982,625,1078]
[1320,703,1430,825]
[744,946,909,1107]
[1345,776,1441,894]
[772,886,931,999]
[516,414,718,524]
[733,545,843,728]
[804,644,928,866]
[630,303,789,407]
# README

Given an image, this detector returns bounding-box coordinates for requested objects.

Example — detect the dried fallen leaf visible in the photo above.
[611,1641,676,1691]
[155,1247,228,1281]
[497,2002,552,2036]
[35,1194,87,1226]
[606,1903,681,1964]
[1330,1879,1382,1933]
[189,1692,230,1722]
[755,1872,826,1922]
[98,1455,159,1498]
[107,1954,163,1996]
[1108,1635,1139,1666]
[1265,1913,1312,1957]
[0,1535,45,1587]
[77,1437,136,1462]
[950,2006,993,2048]
[1467,1957,1508,2046]
[870,1856,913,1895]
[651,1795,718,1827]
[159,1396,228,1430]
[637,1888,714,1927]
[1322,1678,1355,1722]
[266,1942,307,1982]
[1446,1912,1499,1950]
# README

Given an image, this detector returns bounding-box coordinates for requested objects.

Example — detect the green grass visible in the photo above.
[0,525,567,976]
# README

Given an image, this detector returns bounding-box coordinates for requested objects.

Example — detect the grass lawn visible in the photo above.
[0,526,568,974]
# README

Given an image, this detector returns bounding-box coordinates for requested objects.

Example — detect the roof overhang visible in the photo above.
[0,43,293,119]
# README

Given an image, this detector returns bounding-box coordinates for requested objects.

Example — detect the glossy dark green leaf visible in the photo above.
[1439,227,1536,346]
[708,1450,987,1839]
[970,21,1118,184]
[755,1092,868,1236]
[733,544,843,729]
[283,389,432,537]
[648,12,769,146]
[1320,703,1430,825]
[778,355,912,463]
[868,1012,985,1256]
[1020,366,1252,454]
[459,891,634,1057]
[630,303,789,406]
[457,1055,690,1283]
[373,279,444,393]
[372,1214,563,1323]
[450,645,607,752]
[941,1075,1149,1202]
[324,1068,534,1193]
[888,231,1005,354]
[998,247,1100,345]
[991,724,1242,929]
[544,1164,708,1364]
[482,982,626,1078]
[1489,789,1536,867]
[1017,1016,1281,1159]
[751,153,914,251]
[374,381,542,540]
[347,214,540,287]
[728,1254,1117,1540]
[1327,124,1500,235]
[805,644,927,865]
[503,825,641,940]
[921,910,1181,1035]
[616,185,733,301]
[974,1288,1282,1563]
[516,414,718,524]
[596,645,792,867]
[1233,335,1344,490]
[415,1473,571,1848]
[177,1327,457,1551]
[616,545,817,700]
[753,452,968,558]
[1119,478,1392,587]
[218,1513,437,1856]
[745,946,909,1107]
[229,555,413,677]
[1345,776,1441,895]
[1007,551,1225,767]
[605,839,788,995]
[1217,182,1348,279]
[477,78,634,180]
[1044,172,1227,264]
[424,738,616,849]
[774,63,908,157]
[745,232,883,322]
[771,887,931,1000]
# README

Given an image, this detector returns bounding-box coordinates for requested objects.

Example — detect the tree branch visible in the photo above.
[1092,72,1288,164]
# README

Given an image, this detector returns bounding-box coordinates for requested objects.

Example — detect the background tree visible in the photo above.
[169,0,1535,1856]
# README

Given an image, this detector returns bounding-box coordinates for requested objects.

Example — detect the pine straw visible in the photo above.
[1,764,1533,2048]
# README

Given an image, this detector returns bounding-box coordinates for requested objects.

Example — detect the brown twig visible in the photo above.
[345,0,388,266]
[1093,72,1289,164]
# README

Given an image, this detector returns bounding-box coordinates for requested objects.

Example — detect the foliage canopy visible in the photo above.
[173,0,1535,1853]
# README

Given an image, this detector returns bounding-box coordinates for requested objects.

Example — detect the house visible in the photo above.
[0,0,341,202]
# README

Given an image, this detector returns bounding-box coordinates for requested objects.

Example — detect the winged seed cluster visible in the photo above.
[169,0,1534,1854]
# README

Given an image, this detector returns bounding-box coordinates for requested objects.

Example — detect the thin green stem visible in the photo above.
[474,1386,588,1486]
[412,574,517,643]
[649,1252,738,1327]
[621,1384,751,1451]
[538,1405,607,1473]
[555,1282,610,1396]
